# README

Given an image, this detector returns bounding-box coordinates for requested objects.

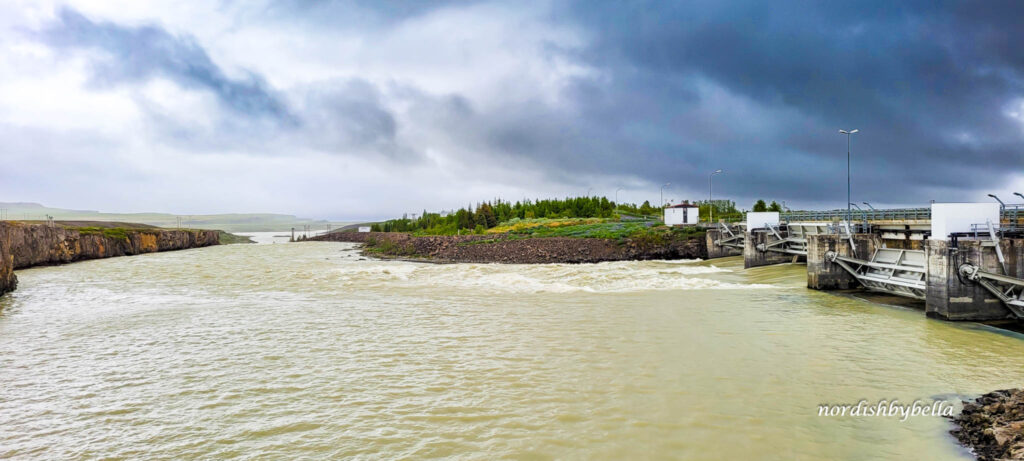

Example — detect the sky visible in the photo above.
[1,0,1022,220]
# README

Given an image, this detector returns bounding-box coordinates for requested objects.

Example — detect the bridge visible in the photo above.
[705,201,1024,323]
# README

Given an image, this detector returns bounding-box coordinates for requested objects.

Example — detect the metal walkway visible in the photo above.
[825,248,928,300]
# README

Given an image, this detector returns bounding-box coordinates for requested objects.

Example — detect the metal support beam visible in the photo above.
[825,249,927,300]
[959,263,1024,318]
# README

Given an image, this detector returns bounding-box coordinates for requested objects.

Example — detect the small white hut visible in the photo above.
[664,202,699,226]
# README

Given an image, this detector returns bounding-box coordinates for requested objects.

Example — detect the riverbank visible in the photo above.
[309,229,706,263]
[952,389,1024,460]
[0,221,221,295]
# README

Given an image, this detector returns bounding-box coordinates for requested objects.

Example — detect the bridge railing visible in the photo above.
[781,208,931,222]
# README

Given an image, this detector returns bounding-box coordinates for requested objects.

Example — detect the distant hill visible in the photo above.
[0,202,352,233]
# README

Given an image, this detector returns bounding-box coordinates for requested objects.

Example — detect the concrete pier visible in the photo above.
[806,234,881,290]
[706,229,741,259]
[925,238,1024,321]
[744,230,792,269]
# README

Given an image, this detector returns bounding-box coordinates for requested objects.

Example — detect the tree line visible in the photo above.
[751,200,783,212]
[367,196,789,233]
[371,197,622,234]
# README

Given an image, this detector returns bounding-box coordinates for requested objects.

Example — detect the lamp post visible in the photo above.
[850,202,867,230]
[615,187,623,205]
[660,183,671,210]
[1014,192,1024,202]
[862,201,875,211]
[709,169,723,224]
[989,194,1006,210]
[838,129,859,225]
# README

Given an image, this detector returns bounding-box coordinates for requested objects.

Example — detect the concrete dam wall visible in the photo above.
[0,222,220,296]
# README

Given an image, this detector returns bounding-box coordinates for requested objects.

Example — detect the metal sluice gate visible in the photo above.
[755,223,833,256]
[825,248,927,300]
[714,223,745,250]
[959,264,1024,318]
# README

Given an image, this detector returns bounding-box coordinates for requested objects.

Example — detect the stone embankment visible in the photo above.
[952,389,1024,460]
[309,231,707,263]
[0,221,220,296]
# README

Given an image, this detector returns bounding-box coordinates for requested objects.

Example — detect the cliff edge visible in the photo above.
[0,221,220,296]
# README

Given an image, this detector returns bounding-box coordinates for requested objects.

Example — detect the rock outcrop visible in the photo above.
[952,389,1024,460]
[0,222,220,296]
[310,231,707,263]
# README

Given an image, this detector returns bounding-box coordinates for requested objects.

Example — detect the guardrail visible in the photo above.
[781,208,931,222]
[780,205,1022,223]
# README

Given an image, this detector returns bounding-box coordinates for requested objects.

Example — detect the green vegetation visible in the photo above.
[696,200,744,223]
[614,200,660,218]
[372,197,624,235]
[364,196,712,245]
[74,226,142,241]
[363,237,417,256]
[506,220,650,239]
[751,200,783,212]
[218,231,255,244]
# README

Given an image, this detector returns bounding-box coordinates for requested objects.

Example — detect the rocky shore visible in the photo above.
[309,230,707,263]
[952,389,1024,460]
[0,221,220,296]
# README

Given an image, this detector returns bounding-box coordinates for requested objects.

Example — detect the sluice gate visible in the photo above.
[713,222,745,250]
[825,248,927,300]
[756,222,833,257]
[705,201,1024,322]
[958,264,1024,318]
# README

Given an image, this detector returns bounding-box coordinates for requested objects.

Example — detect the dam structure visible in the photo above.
[707,202,1024,322]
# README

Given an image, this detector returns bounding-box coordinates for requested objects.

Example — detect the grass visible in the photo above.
[363,237,418,256]
[218,231,255,244]
[74,226,143,241]
[507,221,652,239]
[71,226,251,245]
[492,218,706,242]
[486,217,606,234]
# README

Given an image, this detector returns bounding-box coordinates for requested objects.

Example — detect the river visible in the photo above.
[2,240,1023,459]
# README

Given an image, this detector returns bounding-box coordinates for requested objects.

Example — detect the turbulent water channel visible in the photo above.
[2,236,1024,459]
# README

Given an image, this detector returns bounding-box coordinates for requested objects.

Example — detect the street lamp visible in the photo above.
[661,183,671,210]
[989,194,1006,209]
[709,169,723,224]
[862,201,875,211]
[839,129,859,225]
[615,187,623,205]
[1014,192,1024,202]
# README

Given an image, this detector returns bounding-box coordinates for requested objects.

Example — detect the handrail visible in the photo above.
[780,205,1022,222]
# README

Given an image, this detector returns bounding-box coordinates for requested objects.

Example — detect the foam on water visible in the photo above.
[332,257,774,293]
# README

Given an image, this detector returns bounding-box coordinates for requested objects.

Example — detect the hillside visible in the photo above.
[0,202,351,233]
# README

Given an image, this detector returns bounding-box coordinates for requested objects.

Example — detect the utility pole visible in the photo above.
[709,169,723,223]
[839,129,859,225]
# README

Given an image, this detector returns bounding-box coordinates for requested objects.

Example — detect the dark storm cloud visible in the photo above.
[491,0,1024,205]
[24,2,1024,208]
[38,7,297,124]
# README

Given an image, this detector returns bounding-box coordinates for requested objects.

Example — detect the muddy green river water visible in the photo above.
[2,239,1023,459]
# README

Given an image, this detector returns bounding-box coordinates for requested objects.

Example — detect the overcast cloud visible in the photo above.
[1,0,1022,219]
